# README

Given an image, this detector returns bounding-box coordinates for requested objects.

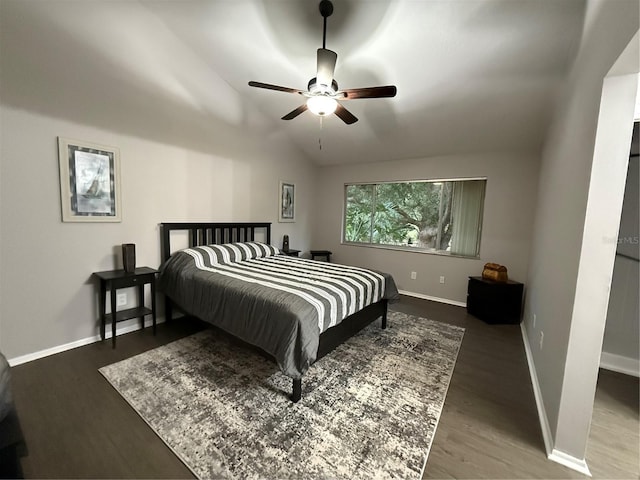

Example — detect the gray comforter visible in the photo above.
[158,246,399,379]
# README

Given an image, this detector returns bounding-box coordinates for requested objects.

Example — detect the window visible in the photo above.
[343,178,486,257]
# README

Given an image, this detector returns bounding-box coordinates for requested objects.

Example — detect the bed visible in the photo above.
[157,222,399,402]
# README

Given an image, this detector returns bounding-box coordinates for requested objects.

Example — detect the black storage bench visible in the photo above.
[467,276,524,324]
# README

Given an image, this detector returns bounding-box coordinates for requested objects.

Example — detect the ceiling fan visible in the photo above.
[248,0,397,125]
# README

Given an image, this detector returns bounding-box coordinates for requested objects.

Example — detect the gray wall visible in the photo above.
[603,150,639,368]
[0,4,317,360]
[313,152,540,304]
[522,0,639,464]
[0,107,316,362]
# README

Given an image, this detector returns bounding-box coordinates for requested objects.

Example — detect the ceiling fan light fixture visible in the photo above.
[247,0,396,125]
[307,95,338,116]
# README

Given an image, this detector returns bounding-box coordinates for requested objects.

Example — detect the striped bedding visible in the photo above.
[158,243,399,379]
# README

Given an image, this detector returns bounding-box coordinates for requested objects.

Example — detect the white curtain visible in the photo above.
[450,180,485,256]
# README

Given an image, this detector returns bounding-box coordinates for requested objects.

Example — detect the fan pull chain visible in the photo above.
[319,116,323,150]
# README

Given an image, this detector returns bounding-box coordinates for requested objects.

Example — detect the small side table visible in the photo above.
[282,249,301,257]
[93,267,158,348]
[310,250,332,262]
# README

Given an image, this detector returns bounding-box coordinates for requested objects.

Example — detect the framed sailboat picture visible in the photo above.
[58,137,122,222]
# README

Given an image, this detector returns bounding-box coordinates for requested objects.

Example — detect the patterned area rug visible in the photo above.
[99,310,464,479]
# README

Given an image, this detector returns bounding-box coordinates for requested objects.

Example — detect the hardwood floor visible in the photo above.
[587,369,640,479]
[10,319,205,479]
[394,297,639,479]
[8,296,639,479]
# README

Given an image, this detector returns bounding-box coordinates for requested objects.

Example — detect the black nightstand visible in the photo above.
[467,276,524,324]
[310,250,332,262]
[93,267,157,347]
[282,249,301,257]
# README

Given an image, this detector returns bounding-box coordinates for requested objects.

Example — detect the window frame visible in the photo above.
[341,177,487,258]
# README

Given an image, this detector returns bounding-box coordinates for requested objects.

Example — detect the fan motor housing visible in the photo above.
[308,77,338,95]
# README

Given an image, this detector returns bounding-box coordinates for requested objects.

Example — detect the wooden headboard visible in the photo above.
[160,222,272,263]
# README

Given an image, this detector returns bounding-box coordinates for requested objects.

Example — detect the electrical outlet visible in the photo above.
[533,313,537,328]
[116,293,127,307]
[439,276,445,284]
[410,271,417,280]
[539,331,544,350]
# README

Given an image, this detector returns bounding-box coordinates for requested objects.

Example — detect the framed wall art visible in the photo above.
[58,137,121,222]
[279,181,295,222]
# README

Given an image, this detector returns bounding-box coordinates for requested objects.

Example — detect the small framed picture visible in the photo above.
[279,181,295,223]
[58,137,121,222]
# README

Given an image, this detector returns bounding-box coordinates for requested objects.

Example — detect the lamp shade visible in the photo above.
[307,96,338,116]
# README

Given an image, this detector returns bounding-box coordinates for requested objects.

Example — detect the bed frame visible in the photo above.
[159,222,388,402]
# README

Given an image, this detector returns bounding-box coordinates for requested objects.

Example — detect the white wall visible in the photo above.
[0,1,317,361]
[313,152,540,305]
[522,0,638,469]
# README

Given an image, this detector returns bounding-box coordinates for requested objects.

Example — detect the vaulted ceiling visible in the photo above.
[1,0,587,165]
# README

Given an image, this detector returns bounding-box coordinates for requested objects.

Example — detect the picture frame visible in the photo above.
[278,181,295,222]
[58,137,122,222]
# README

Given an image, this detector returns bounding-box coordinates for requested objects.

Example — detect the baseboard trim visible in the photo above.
[548,449,592,477]
[520,323,555,455]
[398,290,466,308]
[600,351,640,377]
[520,323,592,477]
[8,317,164,367]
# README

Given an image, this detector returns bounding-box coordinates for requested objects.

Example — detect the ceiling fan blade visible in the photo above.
[316,48,337,90]
[340,85,397,100]
[281,104,308,120]
[334,103,358,125]
[248,81,304,95]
